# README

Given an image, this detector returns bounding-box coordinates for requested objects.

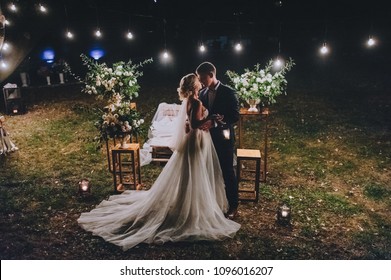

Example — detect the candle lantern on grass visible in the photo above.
[78,179,91,196]
[277,204,291,226]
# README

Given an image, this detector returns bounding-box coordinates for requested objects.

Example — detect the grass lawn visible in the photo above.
[0,81,390,259]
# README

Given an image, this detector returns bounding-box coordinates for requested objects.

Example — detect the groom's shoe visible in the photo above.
[226,208,238,220]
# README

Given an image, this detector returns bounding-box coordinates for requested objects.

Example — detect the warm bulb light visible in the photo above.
[367,37,376,47]
[1,60,8,69]
[9,3,17,12]
[235,43,242,52]
[199,44,206,52]
[5,19,11,26]
[126,31,134,39]
[39,4,47,13]
[160,50,172,63]
[274,58,283,68]
[320,43,329,55]
[95,29,102,37]
[66,31,74,39]
[2,42,10,52]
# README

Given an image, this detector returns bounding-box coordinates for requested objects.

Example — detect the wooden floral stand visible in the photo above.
[111,143,141,193]
[236,107,269,202]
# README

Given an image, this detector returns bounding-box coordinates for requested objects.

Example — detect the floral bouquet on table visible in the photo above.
[81,54,152,142]
[96,95,146,140]
[226,57,295,110]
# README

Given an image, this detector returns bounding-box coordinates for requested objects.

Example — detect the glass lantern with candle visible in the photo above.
[78,179,91,196]
[277,204,291,226]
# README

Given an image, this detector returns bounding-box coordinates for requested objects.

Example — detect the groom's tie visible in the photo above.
[208,88,216,109]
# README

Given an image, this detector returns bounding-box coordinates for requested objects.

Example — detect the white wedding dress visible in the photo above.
[78,99,240,251]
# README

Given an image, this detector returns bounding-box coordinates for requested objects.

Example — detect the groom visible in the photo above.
[196,62,240,219]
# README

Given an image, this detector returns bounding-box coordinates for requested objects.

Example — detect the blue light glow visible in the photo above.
[41,48,55,62]
[90,49,105,60]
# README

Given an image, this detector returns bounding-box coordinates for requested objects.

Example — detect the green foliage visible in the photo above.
[80,54,152,140]
[226,58,295,105]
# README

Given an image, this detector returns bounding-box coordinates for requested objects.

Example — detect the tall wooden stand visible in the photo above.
[111,143,141,193]
[236,108,269,202]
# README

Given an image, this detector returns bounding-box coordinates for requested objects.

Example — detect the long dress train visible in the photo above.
[78,99,240,250]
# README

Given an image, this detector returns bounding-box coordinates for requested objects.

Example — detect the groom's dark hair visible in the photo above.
[196,62,216,76]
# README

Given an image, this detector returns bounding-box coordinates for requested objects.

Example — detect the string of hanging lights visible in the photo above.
[0,0,384,73]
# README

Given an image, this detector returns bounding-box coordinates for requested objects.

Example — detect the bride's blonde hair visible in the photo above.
[177,73,198,100]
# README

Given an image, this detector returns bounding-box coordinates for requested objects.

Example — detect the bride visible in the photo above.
[78,73,240,251]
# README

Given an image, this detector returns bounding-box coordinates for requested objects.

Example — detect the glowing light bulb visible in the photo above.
[274,58,283,69]
[199,44,206,52]
[9,3,17,12]
[39,4,47,13]
[320,43,329,55]
[1,60,8,69]
[95,29,102,37]
[2,42,10,52]
[235,43,242,52]
[367,37,376,47]
[66,31,74,39]
[5,19,11,26]
[126,31,134,39]
[160,50,172,63]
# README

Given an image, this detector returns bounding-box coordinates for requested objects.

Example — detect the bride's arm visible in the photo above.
[190,100,208,129]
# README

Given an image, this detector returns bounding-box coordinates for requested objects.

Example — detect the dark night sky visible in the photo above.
[1,0,390,87]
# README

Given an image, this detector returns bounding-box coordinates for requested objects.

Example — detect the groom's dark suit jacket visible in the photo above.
[199,83,240,146]
[200,82,240,209]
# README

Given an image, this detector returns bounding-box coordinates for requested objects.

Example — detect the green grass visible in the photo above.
[0,85,390,259]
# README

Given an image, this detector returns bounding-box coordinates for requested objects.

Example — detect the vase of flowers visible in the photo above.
[226,57,295,110]
[81,54,152,142]
[247,98,261,112]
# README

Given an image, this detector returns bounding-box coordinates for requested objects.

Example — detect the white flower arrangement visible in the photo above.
[81,54,152,102]
[226,57,295,106]
[80,54,152,139]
